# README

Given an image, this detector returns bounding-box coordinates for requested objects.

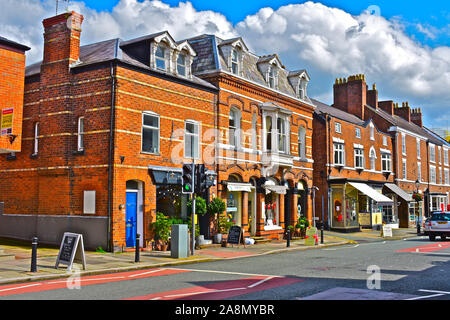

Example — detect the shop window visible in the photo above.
[142,113,160,154]
[382,205,395,224]
[185,120,199,159]
[331,187,344,228]
[156,185,188,220]
[264,192,279,227]
[345,187,359,228]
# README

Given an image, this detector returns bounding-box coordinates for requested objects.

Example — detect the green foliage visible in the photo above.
[151,212,172,244]
[207,197,226,216]
[218,213,234,234]
[187,196,207,215]
[96,246,106,253]
[296,216,309,230]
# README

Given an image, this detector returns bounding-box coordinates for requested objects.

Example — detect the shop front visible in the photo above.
[330,181,394,232]
[382,183,413,228]
[429,193,448,213]
[262,179,288,231]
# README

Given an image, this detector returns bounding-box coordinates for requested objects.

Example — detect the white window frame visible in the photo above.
[333,143,345,166]
[370,123,375,141]
[229,108,241,148]
[176,53,187,77]
[335,122,342,134]
[402,159,407,180]
[445,168,449,185]
[444,148,449,166]
[355,127,361,139]
[430,165,436,184]
[381,152,391,172]
[267,66,276,89]
[77,116,84,151]
[251,113,257,150]
[430,144,436,163]
[369,147,377,170]
[184,120,200,159]
[382,136,387,146]
[231,49,239,75]
[417,162,422,182]
[439,167,442,185]
[417,139,421,160]
[33,122,39,155]
[155,45,167,71]
[439,146,442,164]
[141,112,160,154]
[298,126,306,160]
[401,133,406,155]
[277,116,288,154]
[354,148,364,169]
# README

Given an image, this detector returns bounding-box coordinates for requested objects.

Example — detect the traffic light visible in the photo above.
[196,164,206,194]
[182,163,195,194]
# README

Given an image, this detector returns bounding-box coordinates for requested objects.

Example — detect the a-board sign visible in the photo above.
[305,227,318,246]
[227,226,243,245]
[55,233,86,271]
[382,225,393,237]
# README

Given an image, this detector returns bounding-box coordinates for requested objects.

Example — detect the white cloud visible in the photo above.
[0,0,448,127]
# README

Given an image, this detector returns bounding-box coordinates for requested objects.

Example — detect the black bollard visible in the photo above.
[417,221,421,235]
[286,229,290,247]
[135,234,140,263]
[321,224,324,244]
[31,237,38,272]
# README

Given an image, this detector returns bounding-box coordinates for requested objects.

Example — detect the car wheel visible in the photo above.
[429,235,436,241]
[441,235,447,241]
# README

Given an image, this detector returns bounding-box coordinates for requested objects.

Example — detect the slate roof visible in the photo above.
[311,98,366,126]
[25,36,216,90]
[185,34,313,105]
[0,36,30,52]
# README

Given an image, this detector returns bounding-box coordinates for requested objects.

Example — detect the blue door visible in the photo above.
[125,192,137,247]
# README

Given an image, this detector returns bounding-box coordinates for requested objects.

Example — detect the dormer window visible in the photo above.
[268,66,276,88]
[177,53,186,77]
[231,49,239,75]
[298,77,308,99]
[155,45,166,71]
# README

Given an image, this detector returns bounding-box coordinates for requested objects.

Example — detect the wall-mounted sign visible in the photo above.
[1,108,13,136]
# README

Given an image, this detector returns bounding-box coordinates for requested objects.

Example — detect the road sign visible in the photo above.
[55,233,86,271]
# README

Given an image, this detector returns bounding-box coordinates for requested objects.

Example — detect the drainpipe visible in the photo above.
[107,60,117,252]
[326,114,332,230]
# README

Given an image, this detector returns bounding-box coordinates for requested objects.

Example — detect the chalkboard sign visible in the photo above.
[227,226,244,246]
[55,233,86,271]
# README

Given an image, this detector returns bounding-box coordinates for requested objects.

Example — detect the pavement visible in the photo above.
[0,228,419,286]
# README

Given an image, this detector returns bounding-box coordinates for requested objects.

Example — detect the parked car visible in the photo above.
[424,211,450,241]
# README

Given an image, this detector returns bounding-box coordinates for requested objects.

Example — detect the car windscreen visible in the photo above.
[430,214,450,221]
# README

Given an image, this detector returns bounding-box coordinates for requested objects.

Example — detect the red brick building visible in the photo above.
[314,74,450,231]
[187,35,316,240]
[0,37,30,154]
[0,12,218,252]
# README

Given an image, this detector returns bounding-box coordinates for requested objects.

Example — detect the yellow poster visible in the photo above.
[1,108,13,135]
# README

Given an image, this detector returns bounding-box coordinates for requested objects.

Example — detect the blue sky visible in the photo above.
[83,0,450,47]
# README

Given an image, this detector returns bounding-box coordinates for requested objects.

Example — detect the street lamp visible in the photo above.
[415,179,421,235]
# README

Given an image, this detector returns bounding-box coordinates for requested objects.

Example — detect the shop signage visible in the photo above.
[227,226,244,246]
[55,232,86,271]
[382,225,393,237]
[1,108,13,136]
[305,227,318,246]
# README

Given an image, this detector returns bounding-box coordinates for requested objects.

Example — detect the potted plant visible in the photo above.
[151,212,172,251]
[287,225,295,239]
[412,192,423,202]
[207,197,226,243]
[217,214,234,245]
[297,216,309,238]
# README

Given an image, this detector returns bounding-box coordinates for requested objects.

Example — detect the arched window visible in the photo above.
[298,126,306,159]
[229,108,240,147]
[252,113,257,150]
[369,147,377,170]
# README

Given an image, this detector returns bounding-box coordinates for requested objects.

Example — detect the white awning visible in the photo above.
[264,185,288,195]
[384,183,413,202]
[348,182,394,206]
[226,182,252,192]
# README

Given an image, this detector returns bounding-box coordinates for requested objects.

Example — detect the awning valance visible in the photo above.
[384,183,412,202]
[264,185,288,195]
[226,182,252,192]
[348,182,394,206]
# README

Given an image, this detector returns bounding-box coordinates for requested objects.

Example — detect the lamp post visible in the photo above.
[415,179,421,235]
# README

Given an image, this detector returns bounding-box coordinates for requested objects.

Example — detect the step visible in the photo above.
[0,254,15,262]
[253,238,272,244]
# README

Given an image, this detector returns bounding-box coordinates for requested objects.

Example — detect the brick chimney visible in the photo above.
[394,102,411,122]
[333,74,367,120]
[367,83,378,109]
[378,100,394,116]
[42,11,84,73]
[411,108,423,127]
